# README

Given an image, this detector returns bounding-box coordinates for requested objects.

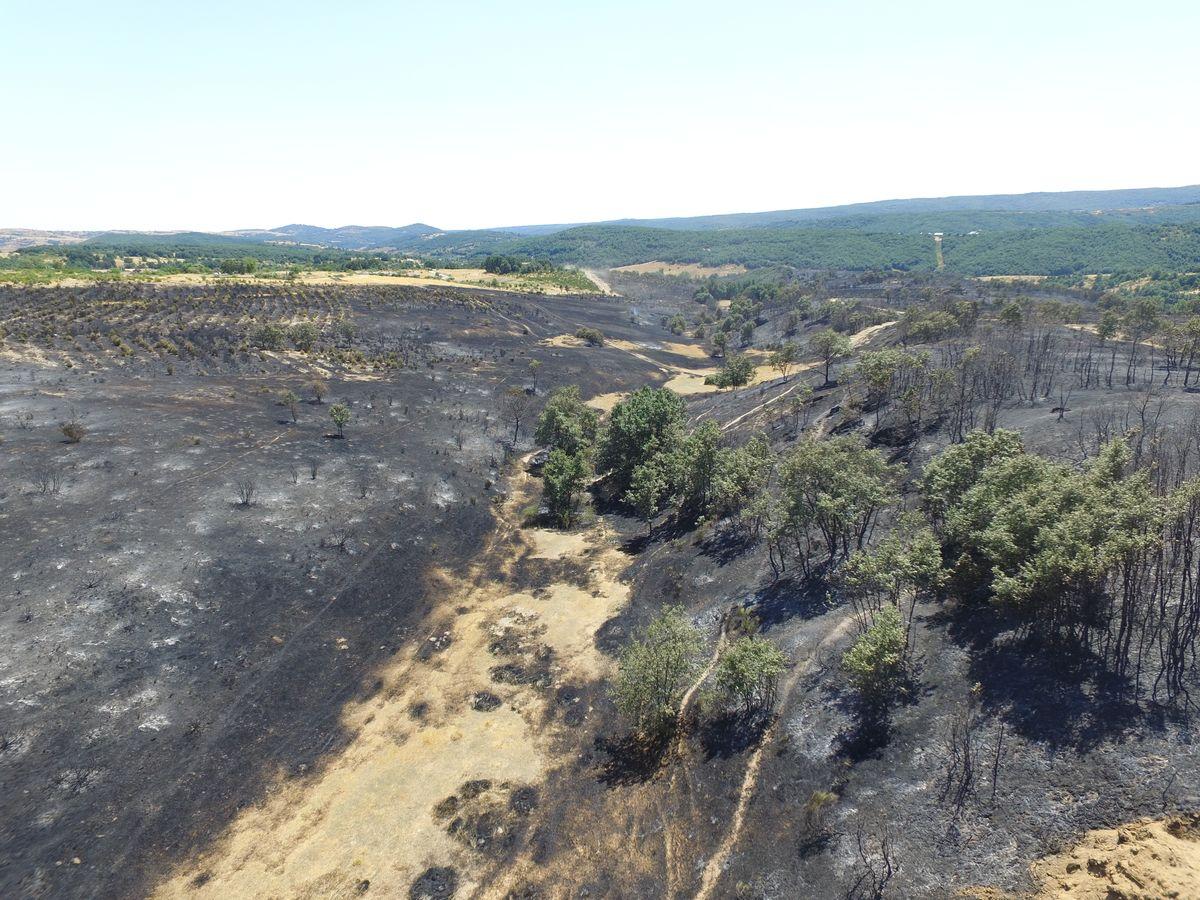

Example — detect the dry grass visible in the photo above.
[22,267,606,296]
[612,261,747,278]
[1029,814,1200,898]
[153,472,631,899]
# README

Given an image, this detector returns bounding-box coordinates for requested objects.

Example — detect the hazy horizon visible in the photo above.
[5,0,1198,232]
[7,180,1200,236]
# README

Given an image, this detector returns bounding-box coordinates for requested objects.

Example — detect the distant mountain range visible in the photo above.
[224,222,442,249]
[506,184,1200,234]
[7,184,1198,254]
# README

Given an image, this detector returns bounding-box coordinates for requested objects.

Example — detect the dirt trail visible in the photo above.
[850,319,897,349]
[694,614,856,900]
[152,467,633,899]
[582,269,615,294]
[710,320,895,432]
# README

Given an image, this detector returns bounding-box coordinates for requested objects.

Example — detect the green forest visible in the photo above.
[9,212,1200,281]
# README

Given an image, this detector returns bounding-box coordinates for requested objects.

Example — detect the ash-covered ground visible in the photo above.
[3,272,1199,899]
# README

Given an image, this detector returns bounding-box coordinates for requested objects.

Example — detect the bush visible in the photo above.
[575,326,605,347]
[613,606,702,736]
[842,605,906,710]
[715,636,787,712]
[542,448,591,527]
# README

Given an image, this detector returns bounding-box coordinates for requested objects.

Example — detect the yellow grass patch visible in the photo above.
[27,267,606,296]
[153,474,631,899]
[613,261,748,278]
[1028,814,1200,899]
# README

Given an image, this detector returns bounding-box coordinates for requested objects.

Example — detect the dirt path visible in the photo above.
[694,613,856,900]
[663,627,728,899]
[582,269,615,295]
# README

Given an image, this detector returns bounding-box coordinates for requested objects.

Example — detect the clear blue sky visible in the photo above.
[2,0,1196,231]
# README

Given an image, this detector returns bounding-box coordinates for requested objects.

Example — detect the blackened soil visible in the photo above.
[0,282,696,899]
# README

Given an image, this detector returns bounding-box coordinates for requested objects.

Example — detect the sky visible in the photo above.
[2,0,1197,231]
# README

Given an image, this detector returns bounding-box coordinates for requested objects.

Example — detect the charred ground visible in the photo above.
[2,269,1199,899]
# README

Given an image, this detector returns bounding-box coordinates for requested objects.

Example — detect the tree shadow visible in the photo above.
[926,601,1173,752]
[749,574,832,631]
[832,686,902,764]
[697,528,757,567]
[699,708,772,760]
[594,731,671,787]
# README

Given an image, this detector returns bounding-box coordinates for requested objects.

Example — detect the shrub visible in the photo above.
[60,421,86,444]
[613,606,702,737]
[575,326,605,347]
[235,478,257,507]
[329,403,351,437]
[842,605,907,710]
[715,636,787,712]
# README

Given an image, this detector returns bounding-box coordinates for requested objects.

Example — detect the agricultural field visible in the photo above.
[3,269,1200,899]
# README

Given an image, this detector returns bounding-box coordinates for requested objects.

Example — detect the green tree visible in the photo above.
[809,328,852,385]
[574,326,605,347]
[706,353,756,389]
[597,387,686,494]
[329,402,351,437]
[289,321,319,352]
[250,323,286,350]
[542,448,591,527]
[710,330,728,358]
[534,385,599,455]
[842,604,907,711]
[710,434,773,523]
[774,437,900,570]
[770,342,800,380]
[612,606,703,737]
[280,389,299,423]
[716,636,787,713]
[670,421,722,519]
[220,256,258,275]
[937,438,1160,631]
[626,448,673,534]
[920,429,1024,526]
